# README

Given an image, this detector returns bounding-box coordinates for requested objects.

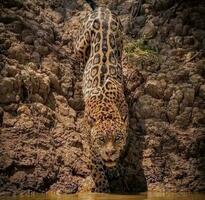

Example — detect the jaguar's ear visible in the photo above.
[122,114,128,123]
[87,114,96,127]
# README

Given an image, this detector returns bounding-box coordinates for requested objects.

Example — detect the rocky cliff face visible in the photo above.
[0,0,204,195]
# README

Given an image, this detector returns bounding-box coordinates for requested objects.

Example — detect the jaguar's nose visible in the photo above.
[105,148,116,157]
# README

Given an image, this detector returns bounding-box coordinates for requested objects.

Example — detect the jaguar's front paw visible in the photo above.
[78,176,95,193]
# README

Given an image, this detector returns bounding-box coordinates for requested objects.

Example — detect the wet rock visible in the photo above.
[164,85,174,101]
[135,16,146,27]
[35,45,49,56]
[192,107,205,127]
[6,20,23,34]
[167,99,179,122]
[199,84,205,100]
[0,23,6,33]
[0,77,20,103]
[1,64,18,77]
[181,86,195,107]
[174,107,192,129]
[0,152,13,170]
[145,79,167,99]
[31,51,41,63]
[174,23,184,36]
[189,74,204,89]
[151,16,160,26]
[182,25,190,36]
[142,21,157,39]
[23,35,34,44]
[135,95,165,119]
[8,44,29,64]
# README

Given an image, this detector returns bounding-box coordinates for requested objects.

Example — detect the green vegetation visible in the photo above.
[124,38,157,56]
[124,38,161,70]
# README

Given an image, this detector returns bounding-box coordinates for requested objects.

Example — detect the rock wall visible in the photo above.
[0,0,204,195]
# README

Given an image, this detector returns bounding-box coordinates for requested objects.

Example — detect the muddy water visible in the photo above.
[1,192,205,200]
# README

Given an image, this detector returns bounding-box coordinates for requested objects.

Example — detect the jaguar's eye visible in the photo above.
[98,136,105,143]
[115,134,123,142]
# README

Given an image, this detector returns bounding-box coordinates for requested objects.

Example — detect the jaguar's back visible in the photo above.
[76,6,124,99]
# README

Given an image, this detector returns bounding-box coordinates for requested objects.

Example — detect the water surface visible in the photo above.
[1,192,205,200]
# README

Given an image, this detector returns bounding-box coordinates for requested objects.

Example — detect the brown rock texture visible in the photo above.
[0,0,204,195]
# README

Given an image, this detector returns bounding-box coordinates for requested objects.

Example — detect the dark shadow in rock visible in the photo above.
[108,100,147,194]
[1,0,23,9]
[195,132,205,191]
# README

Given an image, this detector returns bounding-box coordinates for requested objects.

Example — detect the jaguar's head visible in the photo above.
[90,118,127,168]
